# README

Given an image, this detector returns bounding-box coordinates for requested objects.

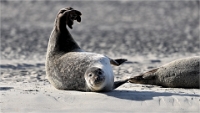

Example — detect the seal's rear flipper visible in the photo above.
[128,68,158,84]
[128,75,144,84]
[141,68,158,80]
[110,59,127,66]
[113,79,128,89]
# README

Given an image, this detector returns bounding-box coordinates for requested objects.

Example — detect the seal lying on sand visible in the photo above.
[45,7,128,92]
[129,56,200,88]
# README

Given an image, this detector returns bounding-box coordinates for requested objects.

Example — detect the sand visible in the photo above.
[1,56,200,113]
[1,1,200,113]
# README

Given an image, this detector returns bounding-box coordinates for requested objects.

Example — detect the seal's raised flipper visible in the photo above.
[49,7,82,53]
[110,59,127,66]
[56,7,82,30]
[113,79,129,89]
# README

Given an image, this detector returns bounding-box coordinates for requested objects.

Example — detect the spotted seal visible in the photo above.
[45,7,128,92]
[129,56,200,88]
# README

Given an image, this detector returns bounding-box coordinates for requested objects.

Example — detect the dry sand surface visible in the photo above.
[1,1,200,113]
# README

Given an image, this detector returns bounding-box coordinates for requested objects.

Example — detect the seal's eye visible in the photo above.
[89,74,92,77]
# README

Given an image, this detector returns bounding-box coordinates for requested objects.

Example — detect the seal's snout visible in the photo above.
[90,69,105,83]
[95,68,105,81]
[94,74,105,82]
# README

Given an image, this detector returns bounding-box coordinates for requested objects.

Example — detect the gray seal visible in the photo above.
[45,7,128,92]
[129,56,200,88]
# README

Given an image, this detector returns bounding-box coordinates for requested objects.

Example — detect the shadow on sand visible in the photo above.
[0,87,14,91]
[104,90,199,101]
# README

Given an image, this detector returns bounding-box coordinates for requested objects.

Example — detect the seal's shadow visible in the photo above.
[0,87,14,91]
[104,90,199,101]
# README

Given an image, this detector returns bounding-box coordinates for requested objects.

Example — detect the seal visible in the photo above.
[45,7,128,92]
[129,56,200,88]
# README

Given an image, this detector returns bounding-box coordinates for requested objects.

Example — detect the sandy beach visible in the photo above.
[1,1,200,113]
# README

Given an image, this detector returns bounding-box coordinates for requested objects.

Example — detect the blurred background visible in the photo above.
[1,0,199,61]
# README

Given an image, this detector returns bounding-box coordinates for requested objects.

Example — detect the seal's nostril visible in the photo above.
[96,76,101,81]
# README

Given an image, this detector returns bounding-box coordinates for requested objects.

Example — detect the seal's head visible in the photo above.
[85,67,106,91]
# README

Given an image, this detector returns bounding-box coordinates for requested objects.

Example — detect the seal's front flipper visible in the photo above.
[110,59,127,66]
[113,79,128,89]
